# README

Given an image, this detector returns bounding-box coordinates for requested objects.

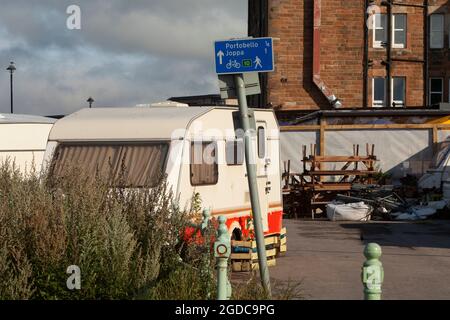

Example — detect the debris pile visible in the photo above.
[330,184,448,221]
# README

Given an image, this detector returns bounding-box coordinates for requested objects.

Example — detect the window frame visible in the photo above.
[190,140,219,186]
[373,13,387,48]
[430,14,444,49]
[429,77,444,106]
[372,77,386,107]
[372,77,406,107]
[51,141,170,188]
[392,14,407,49]
[392,77,406,107]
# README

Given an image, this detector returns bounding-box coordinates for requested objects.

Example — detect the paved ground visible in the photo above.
[269,219,450,300]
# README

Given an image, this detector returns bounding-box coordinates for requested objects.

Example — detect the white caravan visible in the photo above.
[43,106,284,239]
[0,113,55,174]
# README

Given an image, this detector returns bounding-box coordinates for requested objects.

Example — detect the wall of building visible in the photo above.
[250,0,450,111]
[429,1,450,104]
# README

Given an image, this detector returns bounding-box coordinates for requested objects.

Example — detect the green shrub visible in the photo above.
[0,162,212,300]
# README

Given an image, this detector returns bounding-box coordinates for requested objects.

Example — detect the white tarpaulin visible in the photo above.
[280,131,318,173]
[280,129,433,183]
[326,202,372,221]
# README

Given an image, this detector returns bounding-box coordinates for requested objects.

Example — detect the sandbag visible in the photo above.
[326,201,372,221]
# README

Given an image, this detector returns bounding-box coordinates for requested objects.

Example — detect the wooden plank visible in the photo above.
[231,240,252,248]
[232,261,242,272]
[252,259,277,270]
[280,237,287,246]
[231,253,252,260]
[279,244,287,252]
[250,236,279,247]
[281,123,450,132]
[251,249,277,260]
[319,118,326,181]
[326,124,438,130]
[304,156,376,162]
[281,125,320,132]
[433,126,439,155]
[304,170,378,175]
[302,183,352,191]
[433,126,438,144]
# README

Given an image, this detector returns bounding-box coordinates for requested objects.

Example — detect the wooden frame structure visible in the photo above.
[283,144,378,219]
[281,120,450,218]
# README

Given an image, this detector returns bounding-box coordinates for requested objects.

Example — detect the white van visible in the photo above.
[43,106,283,239]
[0,113,55,174]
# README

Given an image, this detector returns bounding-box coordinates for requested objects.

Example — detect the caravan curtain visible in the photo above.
[52,142,169,187]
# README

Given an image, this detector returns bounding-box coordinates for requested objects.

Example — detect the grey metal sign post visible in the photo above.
[214,37,274,297]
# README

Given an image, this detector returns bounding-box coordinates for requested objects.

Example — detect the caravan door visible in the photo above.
[256,121,269,232]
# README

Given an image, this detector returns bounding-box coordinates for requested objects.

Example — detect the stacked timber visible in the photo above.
[230,228,287,272]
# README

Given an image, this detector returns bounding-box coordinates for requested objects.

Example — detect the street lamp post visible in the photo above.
[87,96,94,108]
[6,62,16,114]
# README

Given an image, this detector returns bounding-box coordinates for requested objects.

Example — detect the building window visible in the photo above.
[373,13,386,48]
[373,77,386,107]
[372,77,406,107]
[225,139,244,165]
[257,126,266,159]
[393,14,406,48]
[392,77,406,107]
[190,141,218,186]
[430,78,443,105]
[430,14,444,49]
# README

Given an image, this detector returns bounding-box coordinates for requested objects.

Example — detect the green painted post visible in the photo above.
[201,208,211,232]
[214,216,231,300]
[200,209,212,299]
[361,243,384,300]
[234,73,272,297]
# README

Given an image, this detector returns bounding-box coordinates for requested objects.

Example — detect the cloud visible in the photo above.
[0,0,248,115]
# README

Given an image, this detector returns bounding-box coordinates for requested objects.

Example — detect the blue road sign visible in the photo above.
[214,37,274,74]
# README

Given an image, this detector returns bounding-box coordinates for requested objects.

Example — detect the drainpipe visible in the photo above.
[424,0,429,107]
[313,0,342,108]
[363,0,370,108]
[385,1,393,107]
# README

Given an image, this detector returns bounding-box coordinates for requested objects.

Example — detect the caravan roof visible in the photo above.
[48,107,229,141]
[0,113,55,124]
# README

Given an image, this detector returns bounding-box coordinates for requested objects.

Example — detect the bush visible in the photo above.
[0,161,213,300]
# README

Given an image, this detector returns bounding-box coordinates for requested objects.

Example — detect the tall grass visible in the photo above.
[0,161,214,300]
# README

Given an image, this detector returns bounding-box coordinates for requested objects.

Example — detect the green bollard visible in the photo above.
[214,216,231,300]
[201,209,211,232]
[361,243,384,300]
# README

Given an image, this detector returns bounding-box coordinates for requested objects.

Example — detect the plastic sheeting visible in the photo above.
[439,130,450,142]
[326,201,372,221]
[281,129,433,183]
[280,131,318,173]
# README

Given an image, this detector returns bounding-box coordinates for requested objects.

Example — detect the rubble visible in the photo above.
[331,184,448,221]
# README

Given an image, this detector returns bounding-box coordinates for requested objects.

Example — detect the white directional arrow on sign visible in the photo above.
[217,50,224,65]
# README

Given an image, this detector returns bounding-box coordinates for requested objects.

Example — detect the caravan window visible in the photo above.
[190,141,218,186]
[226,139,244,165]
[51,142,169,187]
[257,126,266,159]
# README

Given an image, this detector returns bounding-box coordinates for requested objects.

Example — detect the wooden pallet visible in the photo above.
[230,228,287,272]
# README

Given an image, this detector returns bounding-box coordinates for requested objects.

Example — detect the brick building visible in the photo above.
[248,0,450,113]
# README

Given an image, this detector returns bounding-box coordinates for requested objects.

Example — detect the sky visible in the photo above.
[0,0,248,115]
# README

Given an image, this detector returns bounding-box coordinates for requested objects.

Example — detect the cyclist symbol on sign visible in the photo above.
[226,59,241,69]
[254,56,263,69]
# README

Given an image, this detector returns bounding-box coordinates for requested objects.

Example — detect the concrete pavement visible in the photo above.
[269,219,450,300]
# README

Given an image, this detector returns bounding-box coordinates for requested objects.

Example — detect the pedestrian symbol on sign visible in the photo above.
[254,56,262,69]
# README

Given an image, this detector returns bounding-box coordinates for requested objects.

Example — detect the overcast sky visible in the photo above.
[0,0,248,115]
